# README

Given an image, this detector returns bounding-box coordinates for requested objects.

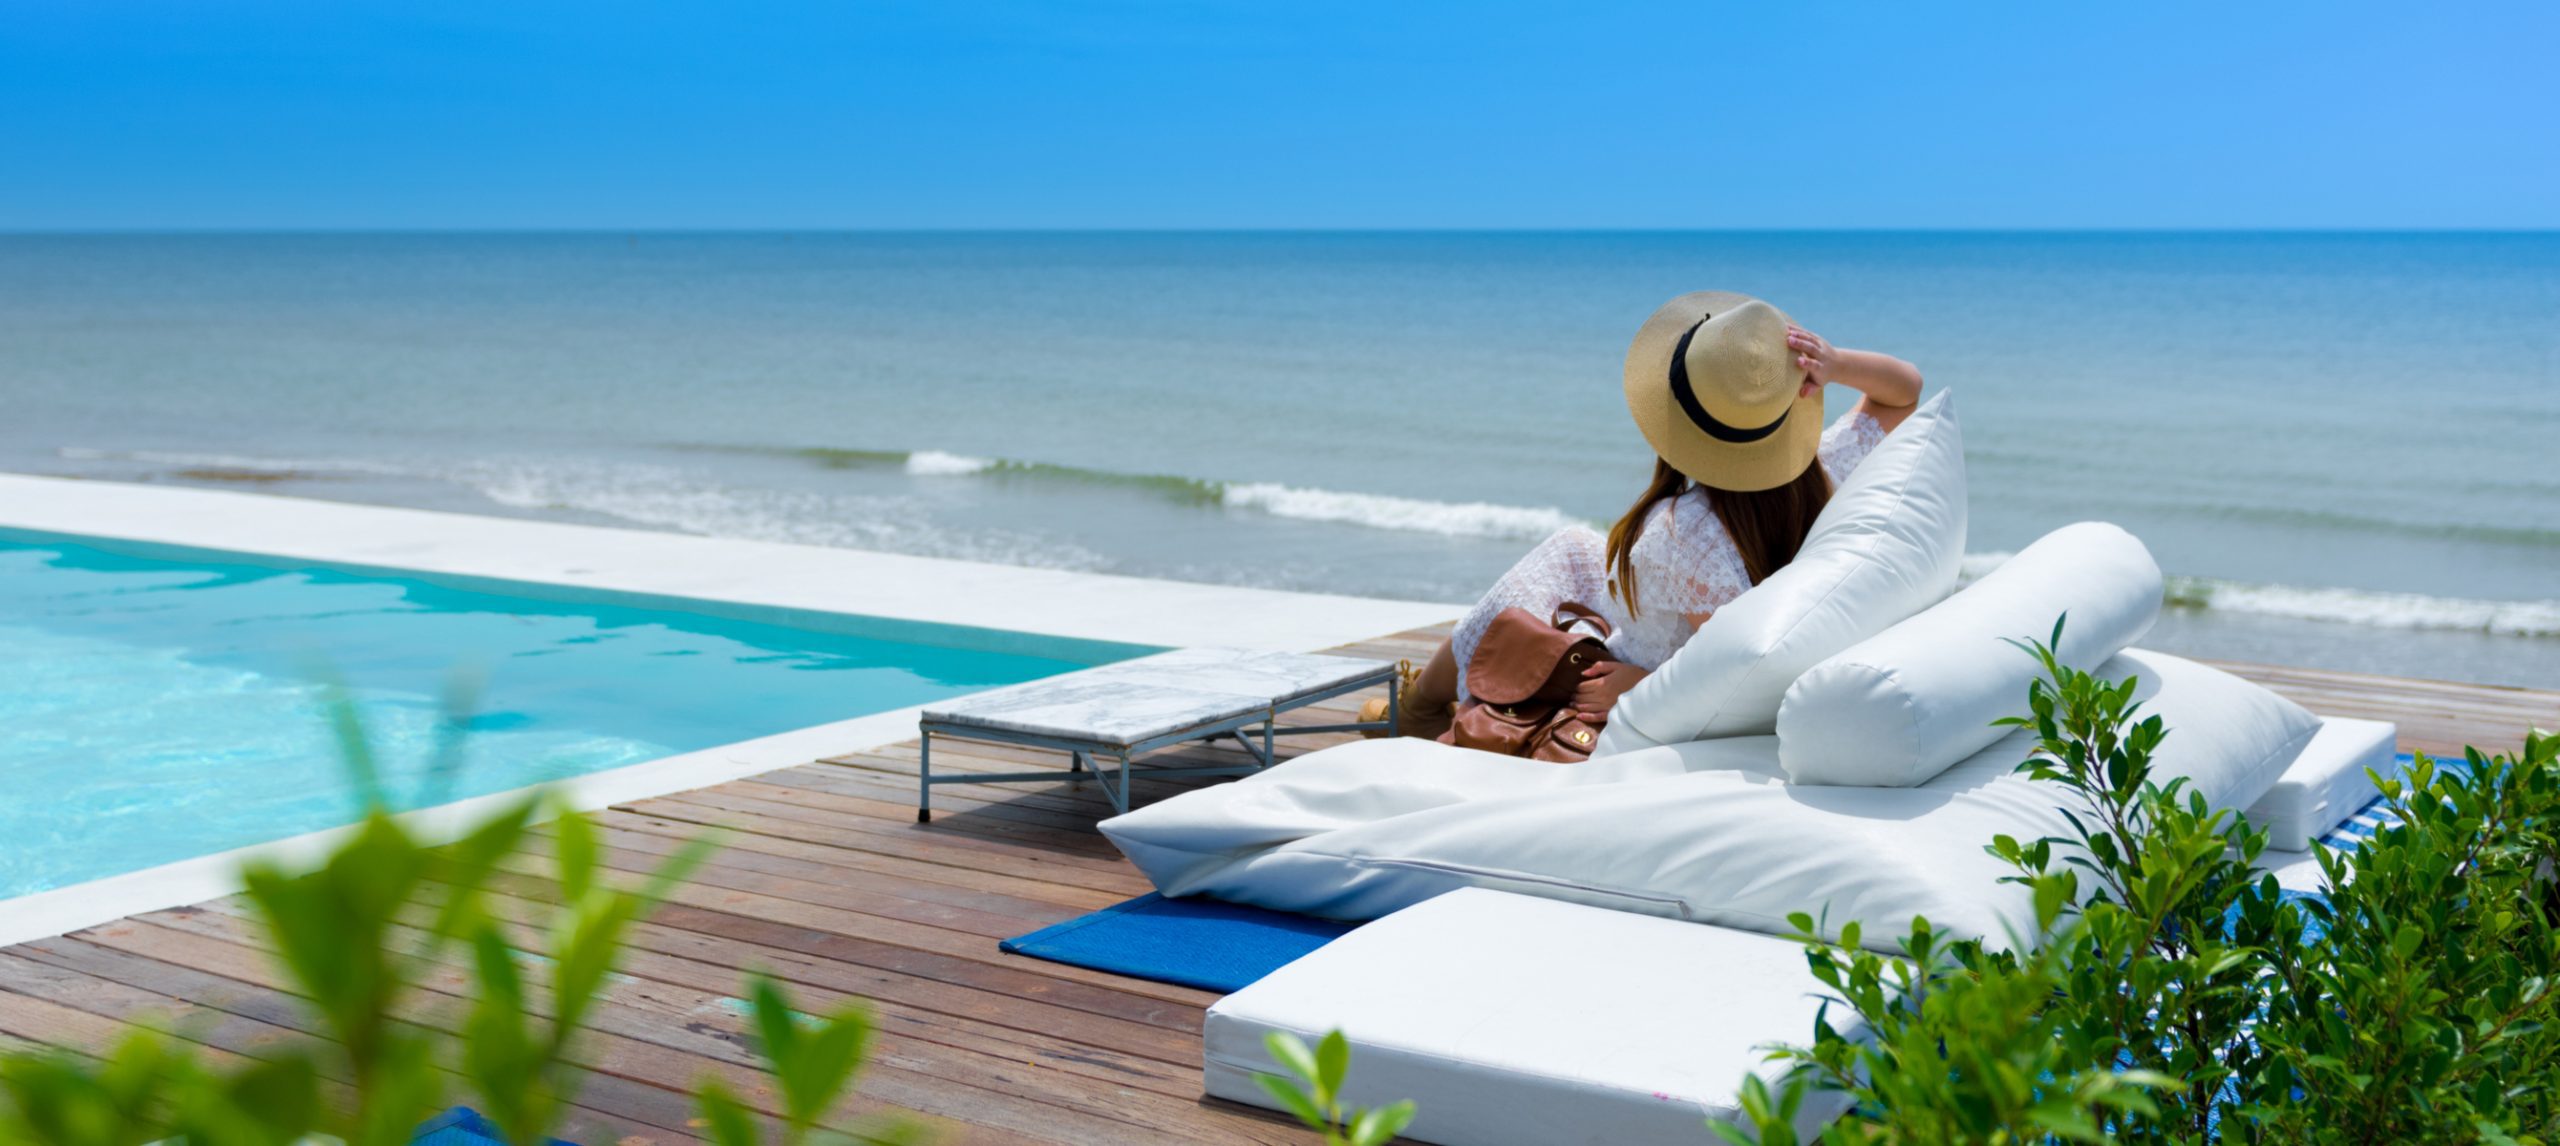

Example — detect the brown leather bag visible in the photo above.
[1440,603,1650,763]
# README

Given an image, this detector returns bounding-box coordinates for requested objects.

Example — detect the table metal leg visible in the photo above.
[1069,750,1088,781]
[917,729,934,824]
[1112,752,1132,816]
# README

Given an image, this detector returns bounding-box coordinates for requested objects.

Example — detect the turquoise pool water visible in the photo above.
[0,533,1142,899]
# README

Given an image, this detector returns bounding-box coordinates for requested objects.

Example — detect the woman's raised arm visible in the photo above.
[1786,324,1924,432]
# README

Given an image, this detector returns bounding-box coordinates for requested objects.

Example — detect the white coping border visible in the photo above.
[0,473,1466,947]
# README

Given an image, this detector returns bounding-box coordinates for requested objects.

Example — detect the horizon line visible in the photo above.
[4,225,2556,237]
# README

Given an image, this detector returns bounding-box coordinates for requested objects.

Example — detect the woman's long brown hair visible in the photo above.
[1606,458,1832,616]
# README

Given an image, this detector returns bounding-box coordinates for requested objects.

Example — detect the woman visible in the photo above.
[1371,291,1924,737]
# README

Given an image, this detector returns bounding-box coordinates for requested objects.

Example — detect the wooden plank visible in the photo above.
[552,820,1089,925]
[625,790,1157,894]
[360,890,1208,1084]
[468,856,1216,1012]
[2212,658,2560,758]
[407,883,1207,1055]
[720,781,1126,858]
[583,808,1126,913]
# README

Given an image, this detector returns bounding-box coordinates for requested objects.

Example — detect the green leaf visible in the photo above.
[694,1080,764,1146]
[1314,1028,1352,1096]
[551,895,639,1039]
[749,974,803,1073]
[790,1006,875,1130]
[1254,1073,1329,1132]
[427,797,538,940]
[1348,1100,1417,1146]
[555,809,601,906]
[1264,1031,1319,1088]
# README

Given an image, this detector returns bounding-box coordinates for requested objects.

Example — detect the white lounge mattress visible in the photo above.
[1106,648,2319,951]
[1204,888,1859,1145]
[2241,716,2397,852]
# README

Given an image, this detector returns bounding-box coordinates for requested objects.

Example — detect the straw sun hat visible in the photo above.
[1623,291,1823,493]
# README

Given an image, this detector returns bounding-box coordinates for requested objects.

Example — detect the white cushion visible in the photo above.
[1777,522,2163,787]
[2094,648,2321,812]
[2243,716,2397,852]
[1597,391,1967,754]
[1204,888,1859,1146]
[1105,647,2318,951]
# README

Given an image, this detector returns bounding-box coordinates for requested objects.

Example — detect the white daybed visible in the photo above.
[1097,394,2395,1144]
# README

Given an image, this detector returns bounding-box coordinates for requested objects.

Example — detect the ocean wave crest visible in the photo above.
[903,450,996,476]
[2166,576,2560,638]
[748,444,1580,539]
[454,460,1109,570]
[1220,482,1580,539]
[1962,549,2558,637]
[56,447,406,476]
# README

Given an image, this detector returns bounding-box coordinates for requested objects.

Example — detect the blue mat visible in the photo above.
[1000,892,1358,993]
[414,1107,574,1146]
[1012,755,2446,992]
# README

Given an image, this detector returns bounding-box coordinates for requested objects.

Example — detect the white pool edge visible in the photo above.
[0,473,1467,946]
[0,472,1464,653]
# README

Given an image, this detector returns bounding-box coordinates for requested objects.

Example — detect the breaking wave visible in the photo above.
[452,460,1113,570]
[54,447,406,477]
[55,446,1109,571]
[1218,483,1581,539]
[720,444,1582,539]
[2165,577,2560,638]
[1961,550,2560,638]
[901,450,996,476]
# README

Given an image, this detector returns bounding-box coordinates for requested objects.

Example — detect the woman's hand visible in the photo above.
[1782,321,1925,430]
[1785,325,1839,396]
[1784,322,1923,411]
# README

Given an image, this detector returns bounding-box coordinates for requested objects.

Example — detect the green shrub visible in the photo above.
[1724,625,2560,1144]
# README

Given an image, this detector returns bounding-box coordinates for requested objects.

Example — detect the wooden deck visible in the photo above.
[3,623,2554,1144]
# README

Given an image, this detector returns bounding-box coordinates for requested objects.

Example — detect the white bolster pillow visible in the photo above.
[1595,391,1968,755]
[1777,521,2164,787]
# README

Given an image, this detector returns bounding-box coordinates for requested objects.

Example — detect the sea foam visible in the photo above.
[1220,482,1582,540]
[2168,577,2560,638]
[454,459,1109,571]
[815,445,1583,539]
[1963,549,2559,637]
[56,447,405,475]
[903,450,997,476]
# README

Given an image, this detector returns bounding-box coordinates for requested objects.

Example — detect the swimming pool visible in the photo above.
[0,532,1148,900]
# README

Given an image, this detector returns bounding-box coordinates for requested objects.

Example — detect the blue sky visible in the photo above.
[3,1,2551,230]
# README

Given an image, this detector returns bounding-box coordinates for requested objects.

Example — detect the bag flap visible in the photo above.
[1466,607,1592,706]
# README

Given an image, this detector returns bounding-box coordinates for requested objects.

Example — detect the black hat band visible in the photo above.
[1668,317,1791,444]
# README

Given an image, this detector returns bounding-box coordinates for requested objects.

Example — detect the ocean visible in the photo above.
[3,232,2554,691]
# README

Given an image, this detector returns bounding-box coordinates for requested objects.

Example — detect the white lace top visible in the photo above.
[1453,410,1889,701]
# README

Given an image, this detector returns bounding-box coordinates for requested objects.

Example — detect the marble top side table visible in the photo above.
[915,647,1400,822]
